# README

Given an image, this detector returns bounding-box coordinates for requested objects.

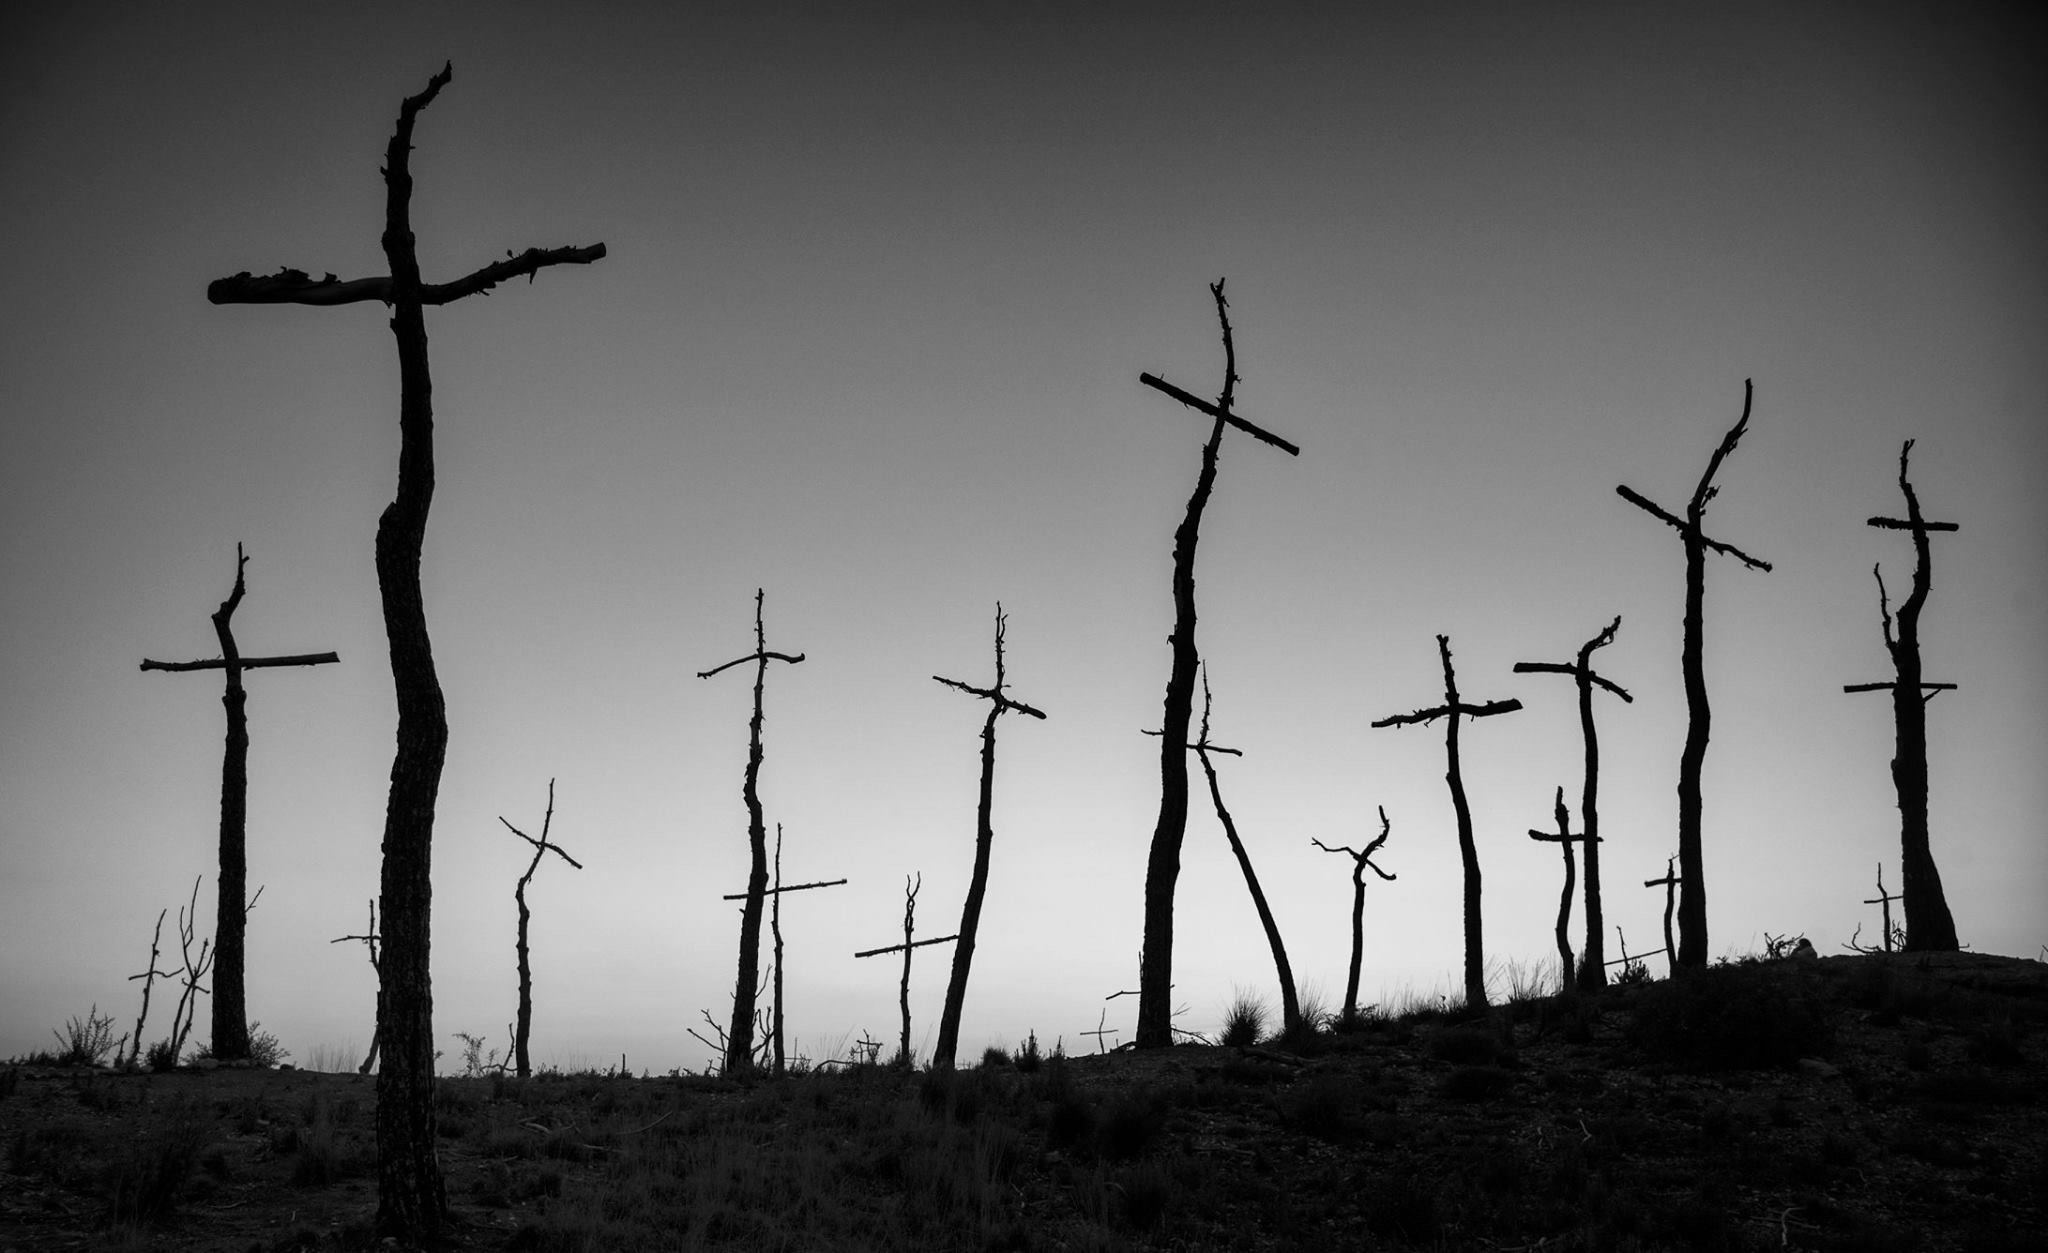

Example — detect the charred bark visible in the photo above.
[1616,382,1771,971]
[1134,279,1299,1049]
[932,605,1046,1070]
[1372,636,1521,1011]
[697,589,806,1074]
[1513,615,1629,991]
[208,62,604,1240]
[139,544,338,1061]
[1312,808,1395,1023]
[500,779,582,1080]
[853,875,958,1070]
[1844,440,1960,951]
[1527,787,1589,985]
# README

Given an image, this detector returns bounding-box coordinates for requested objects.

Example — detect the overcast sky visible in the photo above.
[3,2,2042,1074]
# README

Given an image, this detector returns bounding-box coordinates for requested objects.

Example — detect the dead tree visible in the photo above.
[1846,862,1908,954]
[498,779,583,1080]
[721,823,846,1075]
[853,874,957,1069]
[123,909,171,1070]
[208,63,604,1238]
[1513,615,1631,991]
[1527,787,1594,988]
[1617,381,1772,971]
[1148,666,1301,1035]
[161,877,215,1065]
[1311,806,1395,1023]
[1644,858,1682,979]
[141,543,338,1061]
[697,588,807,1074]
[930,604,1047,1071]
[1843,439,1960,951]
[1372,635,1522,1011]
[1134,279,1301,1049]
[330,900,382,1074]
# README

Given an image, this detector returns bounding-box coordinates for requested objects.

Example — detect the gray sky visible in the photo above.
[3,2,2042,1072]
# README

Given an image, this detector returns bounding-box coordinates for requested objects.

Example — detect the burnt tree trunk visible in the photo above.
[140,545,338,1063]
[208,62,604,1241]
[501,779,581,1080]
[696,589,806,1074]
[1185,668,1299,1035]
[1312,808,1394,1022]
[209,556,251,1061]
[1372,635,1520,1012]
[1513,615,1629,992]
[932,606,1046,1071]
[1133,279,1299,1049]
[1527,787,1588,985]
[1617,382,1771,971]
[1846,440,1960,951]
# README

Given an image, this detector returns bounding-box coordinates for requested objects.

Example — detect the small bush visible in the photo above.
[51,1006,122,1068]
[979,1045,1010,1070]
[1628,963,1833,1070]
[1012,1030,1043,1074]
[145,1039,180,1073]
[1220,989,1268,1048]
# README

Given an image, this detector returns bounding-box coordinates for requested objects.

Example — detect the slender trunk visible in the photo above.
[513,877,533,1079]
[1138,415,1225,1048]
[1675,533,1709,970]
[771,827,786,1075]
[898,886,916,1068]
[1577,672,1606,992]
[1892,564,1958,951]
[372,72,450,1242]
[728,609,771,1074]
[1197,747,1299,1033]
[1440,644,1487,1011]
[1344,868,1365,1020]
[1554,837,1577,984]
[935,708,1000,1070]
[211,639,251,1062]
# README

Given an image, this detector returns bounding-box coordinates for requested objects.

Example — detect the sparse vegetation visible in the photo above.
[48,1005,123,1068]
[4,952,2042,1249]
[1218,987,1268,1047]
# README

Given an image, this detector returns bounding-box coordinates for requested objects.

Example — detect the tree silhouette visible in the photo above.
[1644,857,1682,978]
[1312,808,1395,1024]
[697,588,807,1074]
[1527,787,1591,987]
[1512,615,1631,990]
[1842,440,1960,951]
[1151,667,1301,1036]
[1134,279,1300,1049]
[498,779,583,1080]
[930,605,1047,1071]
[1372,635,1522,1011]
[721,824,846,1075]
[1616,381,1771,971]
[141,543,339,1061]
[329,901,381,1075]
[854,874,957,1070]
[208,63,605,1239]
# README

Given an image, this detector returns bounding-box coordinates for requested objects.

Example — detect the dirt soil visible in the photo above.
[2,950,2044,1251]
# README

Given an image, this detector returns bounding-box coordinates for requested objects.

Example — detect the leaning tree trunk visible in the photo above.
[1442,661,1487,1011]
[934,705,1000,1069]
[1196,745,1299,1035]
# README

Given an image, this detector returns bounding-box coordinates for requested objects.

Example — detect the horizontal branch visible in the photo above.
[1615,484,1687,533]
[696,650,806,680]
[1370,697,1521,729]
[1510,660,1633,702]
[1616,486,1771,571]
[498,816,584,870]
[853,934,959,959]
[1140,728,1243,756]
[1843,681,1957,694]
[1138,372,1301,456]
[932,674,1048,719]
[206,244,607,307]
[1868,516,1958,533]
[141,651,340,672]
[1529,829,1597,843]
[721,878,848,900]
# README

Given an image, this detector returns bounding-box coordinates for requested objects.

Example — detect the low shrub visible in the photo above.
[1220,989,1268,1049]
[50,1006,122,1068]
[1627,963,1833,1070]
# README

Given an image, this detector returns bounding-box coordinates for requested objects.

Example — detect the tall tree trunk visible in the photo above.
[1886,443,1959,951]
[1343,866,1365,1019]
[1674,532,1709,971]
[210,565,251,1062]
[1575,663,1606,991]
[513,878,533,1080]
[1137,416,1224,1048]
[372,66,452,1241]
[1440,641,1488,1011]
[729,603,772,1074]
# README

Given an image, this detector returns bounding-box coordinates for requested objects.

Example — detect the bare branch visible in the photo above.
[207,244,607,307]
[1137,372,1301,456]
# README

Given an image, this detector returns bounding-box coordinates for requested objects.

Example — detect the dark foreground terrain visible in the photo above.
[4,951,2044,1251]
